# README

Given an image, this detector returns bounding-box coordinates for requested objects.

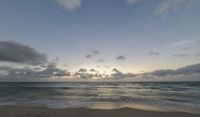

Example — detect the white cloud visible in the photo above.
[154,0,186,16]
[57,0,82,11]
[127,0,139,5]
[166,39,200,47]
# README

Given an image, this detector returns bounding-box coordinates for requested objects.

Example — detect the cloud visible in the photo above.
[2,62,200,81]
[85,49,100,59]
[38,63,70,77]
[57,0,81,11]
[154,0,187,16]
[73,68,104,79]
[0,66,12,71]
[112,68,120,73]
[147,63,200,77]
[127,0,140,5]
[0,66,12,76]
[97,59,104,62]
[150,51,160,56]
[147,69,175,77]
[52,57,59,63]
[85,54,92,59]
[78,68,87,73]
[116,55,126,61]
[166,39,200,47]
[85,50,100,59]
[0,41,47,65]
[90,69,96,72]
[176,63,200,74]
[173,54,188,58]
[126,0,189,18]
[111,68,136,79]
[92,50,99,55]
[0,63,70,78]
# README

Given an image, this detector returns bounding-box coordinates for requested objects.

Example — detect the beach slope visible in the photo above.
[0,107,199,117]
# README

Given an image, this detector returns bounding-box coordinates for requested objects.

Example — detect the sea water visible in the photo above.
[0,82,199,113]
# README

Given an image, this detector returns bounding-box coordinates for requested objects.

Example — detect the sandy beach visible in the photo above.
[0,107,199,117]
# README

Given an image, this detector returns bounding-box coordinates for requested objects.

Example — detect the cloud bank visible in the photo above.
[0,41,199,81]
[146,63,200,78]
[0,41,47,65]
[0,62,200,81]
[0,63,70,79]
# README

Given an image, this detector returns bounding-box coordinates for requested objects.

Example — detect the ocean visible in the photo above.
[0,82,199,113]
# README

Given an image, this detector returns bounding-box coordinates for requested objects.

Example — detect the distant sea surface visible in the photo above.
[0,82,199,113]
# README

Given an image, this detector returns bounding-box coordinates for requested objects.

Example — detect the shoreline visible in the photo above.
[0,106,199,117]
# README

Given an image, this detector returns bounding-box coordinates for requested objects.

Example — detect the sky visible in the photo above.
[0,0,200,81]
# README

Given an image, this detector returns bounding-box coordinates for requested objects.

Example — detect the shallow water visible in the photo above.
[0,82,199,113]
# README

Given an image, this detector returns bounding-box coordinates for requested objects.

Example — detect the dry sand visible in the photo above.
[0,107,199,117]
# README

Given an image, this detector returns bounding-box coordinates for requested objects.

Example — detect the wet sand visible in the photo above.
[0,107,199,117]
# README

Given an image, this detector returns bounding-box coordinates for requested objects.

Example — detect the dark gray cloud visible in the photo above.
[0,41,47,65]
[73,72,86,78]
[90,69,96,72]
[176,63,200,74]
[2,62,200,81]
[71,67,108,79]
[72,63,200,80]
[73,72,100,79]
[111,68,136,79]
[73,68,99,79]
[78,68,87,73]
[112,68,120,73]
[85,50,100,59]
[85,54,92,59]
[37,63,70,77]
[147,69,175,77]
[150,51,160,56]
[0,63,70,78]
[147,63,200,77]
[116,55,126,61]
